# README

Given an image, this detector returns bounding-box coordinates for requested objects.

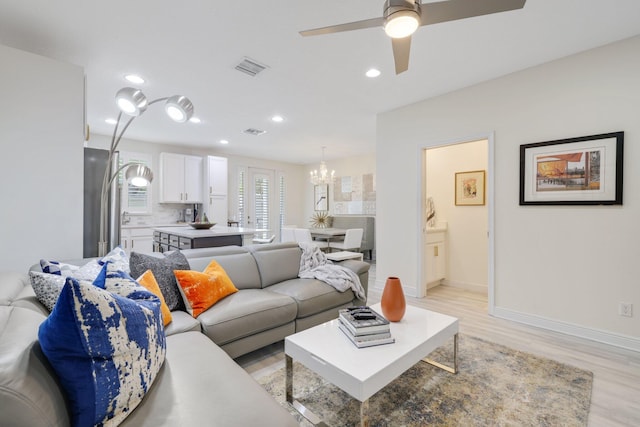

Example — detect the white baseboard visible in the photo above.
[493,307,640,352]
[373,279,420,298]
[442,279,487,294]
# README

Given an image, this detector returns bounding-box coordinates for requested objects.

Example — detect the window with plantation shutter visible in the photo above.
[253,176,269,231]
[237,168,246,227]
[278,173,285,230]
[119,151,152,214]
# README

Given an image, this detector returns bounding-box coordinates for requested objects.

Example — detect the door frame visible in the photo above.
[417,132,495,314]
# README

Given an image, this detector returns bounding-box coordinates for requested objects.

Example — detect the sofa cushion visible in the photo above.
[130,250,190,311]
[164,310,202,336]
[137,269,173,326]
[197,289,297,346]
[269,277,355,318]
[38,272,165,427]
[174,261,239,318]
[0,271,31,306]
[181,246,262,290]
[118,331,298,427]
[0,306,70,427]
[248,243,302,287]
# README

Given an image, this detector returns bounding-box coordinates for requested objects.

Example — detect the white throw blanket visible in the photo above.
[298,243,366,300]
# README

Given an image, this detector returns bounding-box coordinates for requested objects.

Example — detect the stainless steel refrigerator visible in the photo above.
[83,147,120,258]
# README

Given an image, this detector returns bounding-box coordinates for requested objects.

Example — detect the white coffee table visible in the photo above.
[285,303,459,426]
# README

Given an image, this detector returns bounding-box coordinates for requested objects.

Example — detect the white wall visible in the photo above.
[302,153,376,224]
[0,45,85,271]
[87,134,307,228]
[426,140,488,290]
[378,35,640,350]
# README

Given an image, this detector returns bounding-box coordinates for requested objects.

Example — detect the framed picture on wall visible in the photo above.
[314,184,329,211]
[455,170,486,206]
[519,132,624,205]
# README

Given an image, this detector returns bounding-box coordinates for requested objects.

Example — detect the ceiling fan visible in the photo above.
[300,0,527,74]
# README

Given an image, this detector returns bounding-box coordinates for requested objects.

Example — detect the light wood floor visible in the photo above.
[237,265,640,426]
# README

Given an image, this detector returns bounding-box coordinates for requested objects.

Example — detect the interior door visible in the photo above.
[246,168,276,237]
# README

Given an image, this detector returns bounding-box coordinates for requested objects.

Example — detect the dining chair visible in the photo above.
[252,234,276,244]
[294,228,329,250]
[328,228,363,252]
[281,227,296,243]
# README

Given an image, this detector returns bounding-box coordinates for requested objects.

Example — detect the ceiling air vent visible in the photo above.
[235,57,268,77]
[243,128,267,136]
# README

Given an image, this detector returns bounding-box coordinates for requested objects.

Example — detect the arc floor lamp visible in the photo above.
[98,87,194,256]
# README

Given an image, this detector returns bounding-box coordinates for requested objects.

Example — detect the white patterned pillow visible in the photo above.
[31,247,131,311]
[29,271,66,311]
[38,263,165,427]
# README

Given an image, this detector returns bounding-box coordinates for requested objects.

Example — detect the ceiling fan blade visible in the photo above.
[300,17,385,37]
[392,36,411,74]
[420,0,526,26]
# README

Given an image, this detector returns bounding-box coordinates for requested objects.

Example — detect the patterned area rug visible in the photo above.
[258,335,593,426]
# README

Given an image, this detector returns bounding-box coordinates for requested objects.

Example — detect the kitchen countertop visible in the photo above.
[121,222,191,229]
[153,225,259,238]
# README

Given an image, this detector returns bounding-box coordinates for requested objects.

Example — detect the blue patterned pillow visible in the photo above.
[38,263,165,427]
[39,259,80,275]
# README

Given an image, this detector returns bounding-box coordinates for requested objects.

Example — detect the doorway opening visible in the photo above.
[418,135,494,313]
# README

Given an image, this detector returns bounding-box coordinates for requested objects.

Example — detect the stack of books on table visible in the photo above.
[338,306,395,348]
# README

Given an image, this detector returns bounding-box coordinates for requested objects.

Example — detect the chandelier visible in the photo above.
[309,146,335,185]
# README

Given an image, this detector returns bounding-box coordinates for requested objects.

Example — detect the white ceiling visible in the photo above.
[1,0,639,164]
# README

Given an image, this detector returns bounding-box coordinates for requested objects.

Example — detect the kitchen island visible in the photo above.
[153,225,259,252]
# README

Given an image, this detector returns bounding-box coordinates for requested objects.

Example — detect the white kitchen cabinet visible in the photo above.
[207,156,228,195]
[203,155,228,225]
[159,152,203,203]
[121,227,154,255]
[425,227,447,289]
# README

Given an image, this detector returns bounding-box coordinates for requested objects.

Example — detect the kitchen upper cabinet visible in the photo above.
[207,156,228,195]
[159,152,203,203]
[203,155,228,224]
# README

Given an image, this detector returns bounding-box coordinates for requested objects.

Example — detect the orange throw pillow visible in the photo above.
[137,269,173,326]
[174,260,238,318]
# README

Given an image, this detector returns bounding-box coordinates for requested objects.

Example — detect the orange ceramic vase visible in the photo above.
[381,276,406,322]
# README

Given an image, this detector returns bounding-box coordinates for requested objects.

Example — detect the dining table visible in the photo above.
[310,227,346,244]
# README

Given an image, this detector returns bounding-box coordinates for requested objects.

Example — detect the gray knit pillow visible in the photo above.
[129,251,190,311]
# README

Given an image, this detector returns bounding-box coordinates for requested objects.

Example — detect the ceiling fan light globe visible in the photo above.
[384,11,419,38]
[165,95,194,122]
[115,87,148,116]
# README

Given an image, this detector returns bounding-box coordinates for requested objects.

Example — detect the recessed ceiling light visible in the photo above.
[189,117,201,124]
[271,115,284,123]
[124,74,145,84]
[220,139,229,145]
[366,68,381,78]
[105,118,117,125]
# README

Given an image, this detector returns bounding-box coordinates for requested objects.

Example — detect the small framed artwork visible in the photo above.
[455,170,486,206]
[519,132,624,205]
[314,184,329,211]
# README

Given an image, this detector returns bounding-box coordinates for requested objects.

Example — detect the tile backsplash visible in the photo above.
[125,203,202,226]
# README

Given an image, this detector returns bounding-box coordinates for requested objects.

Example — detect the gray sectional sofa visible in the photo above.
[0,242,369,427]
